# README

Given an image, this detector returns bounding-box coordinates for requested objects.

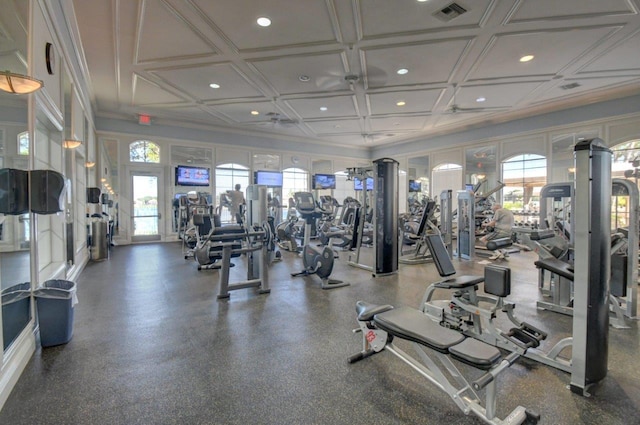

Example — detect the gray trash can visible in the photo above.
[34,279,77,347]
[2,282,32,350]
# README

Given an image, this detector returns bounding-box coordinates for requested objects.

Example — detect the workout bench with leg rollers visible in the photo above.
[348,301,539,424]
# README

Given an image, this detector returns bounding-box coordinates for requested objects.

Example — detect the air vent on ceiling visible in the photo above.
[560,82,581,90]
[433,3,468,22]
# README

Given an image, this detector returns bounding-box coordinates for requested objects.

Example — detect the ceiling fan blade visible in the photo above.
[364,65,388,88]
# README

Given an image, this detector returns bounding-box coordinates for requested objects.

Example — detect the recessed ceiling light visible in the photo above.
[320,106,328,111]
[396,101,406,106]
[519,55,534,62]
[250,110,259,115]
[397,68,409,75]
[298,75,310,82]
[476,97,486,102]
[417,0,428,2]
[257,17,271,27]
[209,83,220,89]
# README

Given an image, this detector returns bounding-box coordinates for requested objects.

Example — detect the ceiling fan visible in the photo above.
[252,98,300,128]
[445,83,489,114]
[315,45,388,91]
[263,111,298,126]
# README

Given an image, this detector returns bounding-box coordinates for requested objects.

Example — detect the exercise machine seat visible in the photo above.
[435,275,484,289]
[485,237,512,251]
[448,338,502,370]
[374,307,465,353]
[529,229,555,240]
[355,300,393,321]
[534,257,574,281]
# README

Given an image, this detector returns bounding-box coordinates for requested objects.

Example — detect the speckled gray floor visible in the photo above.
[0,242,639,424]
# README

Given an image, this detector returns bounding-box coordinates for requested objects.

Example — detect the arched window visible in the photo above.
[215,163,250,222]
[501,154,546,212]
[18,131,29,155]
[129,140,160,163]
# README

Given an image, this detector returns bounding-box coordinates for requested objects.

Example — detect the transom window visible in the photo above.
[129,140,160,163]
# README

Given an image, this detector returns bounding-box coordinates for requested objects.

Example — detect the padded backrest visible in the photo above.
[193,214,212,236]
[416,201,436,236]
[610,254,627,297]
[425,234,456,277]
[484,265,511,297]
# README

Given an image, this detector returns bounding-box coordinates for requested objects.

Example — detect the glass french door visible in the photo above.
[131,171,163,242]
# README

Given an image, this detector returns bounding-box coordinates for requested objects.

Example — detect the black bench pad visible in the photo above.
[356,300,394,321]
[534,258,574,280]
[486,237,513,251]
[448,338,501,370]
[374,307,465,353]
[435,275,484,289]
[530,229,555,240]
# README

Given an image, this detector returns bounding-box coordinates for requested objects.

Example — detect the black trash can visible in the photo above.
[34,279,77,347]
[1,282,32,350]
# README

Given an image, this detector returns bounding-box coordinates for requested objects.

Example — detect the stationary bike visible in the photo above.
[290,192,349,289]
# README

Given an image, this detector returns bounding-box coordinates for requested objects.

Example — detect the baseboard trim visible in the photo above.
[0,327,36,411]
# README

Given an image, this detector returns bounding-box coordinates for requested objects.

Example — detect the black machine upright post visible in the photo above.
[571,138,611,396]
[373,158,398,276]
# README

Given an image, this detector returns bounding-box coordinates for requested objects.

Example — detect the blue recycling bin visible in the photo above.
[2,282,32,350]
[34,279,77,347]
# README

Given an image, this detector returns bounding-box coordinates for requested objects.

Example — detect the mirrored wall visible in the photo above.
[465,145,497,196]
[551,129,600,182]
[0,0,32,351]
[408,155,429,205]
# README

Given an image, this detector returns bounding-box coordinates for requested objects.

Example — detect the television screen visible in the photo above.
[255,170,283,187]
[175,165,210,187]
[409,180,422,192]
[465,183,475,191]
[354,177,374,191]
[313,173,336,190]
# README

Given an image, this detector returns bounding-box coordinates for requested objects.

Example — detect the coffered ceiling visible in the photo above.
[71,0,640,148]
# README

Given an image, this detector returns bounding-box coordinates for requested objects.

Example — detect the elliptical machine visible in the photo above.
[290,191,349,289]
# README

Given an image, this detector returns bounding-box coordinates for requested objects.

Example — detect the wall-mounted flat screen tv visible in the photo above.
[409,180,422,192]
[313,173,336,190]
[254,170,283,187]
[354,177,374,191]
[175,165,210,187]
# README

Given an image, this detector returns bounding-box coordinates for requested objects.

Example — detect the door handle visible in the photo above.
[158,212,162,219]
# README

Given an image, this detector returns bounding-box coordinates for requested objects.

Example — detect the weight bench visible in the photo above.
[421,234,573,374]
[349,301,539,424]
